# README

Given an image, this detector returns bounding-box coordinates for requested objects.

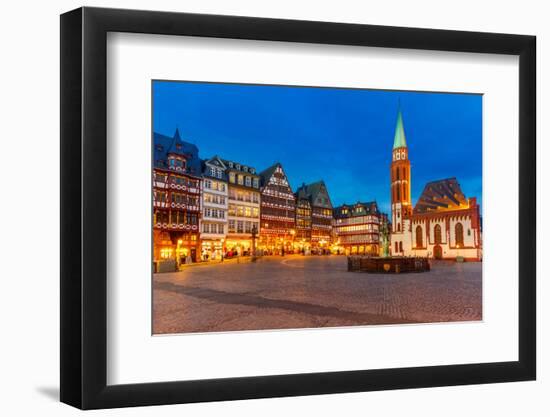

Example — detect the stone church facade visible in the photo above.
[390,109,482,261]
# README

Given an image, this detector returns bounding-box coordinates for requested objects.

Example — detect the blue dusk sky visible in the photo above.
[153,81,482,214]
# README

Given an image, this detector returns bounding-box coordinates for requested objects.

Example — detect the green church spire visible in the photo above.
[393,107,407,149]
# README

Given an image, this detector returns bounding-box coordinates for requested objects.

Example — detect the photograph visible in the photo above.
[151,81,483,335]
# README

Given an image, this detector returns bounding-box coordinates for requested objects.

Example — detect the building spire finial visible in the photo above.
[393,101,407,149]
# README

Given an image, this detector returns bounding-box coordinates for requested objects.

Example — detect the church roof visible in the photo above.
[414,177,469,214]
[393,108,407,149]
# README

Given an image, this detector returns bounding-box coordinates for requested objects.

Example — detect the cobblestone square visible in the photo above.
[153,255,482,334]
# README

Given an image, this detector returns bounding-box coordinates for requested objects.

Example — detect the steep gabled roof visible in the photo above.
[295,180,333,209]
[201,155,229,180]
[414,177,469,214]
[259,162,281,186]
[153,129,201,176]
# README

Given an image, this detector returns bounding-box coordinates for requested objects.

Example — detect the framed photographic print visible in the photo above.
[60,7,536,409]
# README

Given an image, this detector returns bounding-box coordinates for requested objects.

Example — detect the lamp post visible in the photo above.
[177,239,183,267]
[251,224,257,261]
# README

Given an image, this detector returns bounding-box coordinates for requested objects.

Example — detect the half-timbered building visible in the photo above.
[259,162,296,253]
[153,129,202,268]
[333,202,381,255]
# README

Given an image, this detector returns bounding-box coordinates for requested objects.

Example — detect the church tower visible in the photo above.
[390,106,412,254]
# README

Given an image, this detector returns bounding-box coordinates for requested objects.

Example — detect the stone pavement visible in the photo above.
[153,255,482,334]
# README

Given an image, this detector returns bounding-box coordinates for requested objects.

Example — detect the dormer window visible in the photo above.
[236,164,241,170]
[168,157,185,170]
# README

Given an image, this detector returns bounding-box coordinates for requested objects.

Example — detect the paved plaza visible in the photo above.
[153,255,482,334]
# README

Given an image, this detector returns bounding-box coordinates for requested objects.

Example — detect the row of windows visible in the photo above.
[312,207,333,217]
[228,205,260,218]
[154,191,200,206]
[335,224,378,233]
[203,193,226,205]
[170,193,199,206]
[154,172,200,188]
[261,187,295,200]
[228,188,261,203]
[154,210,198,225]
[296,219,312,228]
[203,179,226,192]
[228,220,259,234]
[168,156,185,169]
[204,208,225,219]
[415,223,468,247]
[202,223,225,234]
[260,207,296,218]
[337,207,376,217]
[208,166,224,179]
[228,172,260,188]
[339,234,378,244]
[226,162,255,174]
[334,215,378,225]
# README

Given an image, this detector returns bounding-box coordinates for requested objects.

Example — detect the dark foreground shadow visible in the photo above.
[155,281,417,325]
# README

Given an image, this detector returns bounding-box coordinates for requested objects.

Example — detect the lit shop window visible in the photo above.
[160,248,173,259]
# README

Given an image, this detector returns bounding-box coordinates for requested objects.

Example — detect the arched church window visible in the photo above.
[399,241,403,252]
[397,223,401,232]
[396,168,400,180]
[397,187,400,200]
[395,242,398,253]
[434,224,442,244]
[455,222,464,247]
[416,225,423,248]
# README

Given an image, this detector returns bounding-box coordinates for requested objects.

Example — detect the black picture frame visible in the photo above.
[60,6,536,410]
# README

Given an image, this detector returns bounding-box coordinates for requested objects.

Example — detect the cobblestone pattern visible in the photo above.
[153,255,482,334]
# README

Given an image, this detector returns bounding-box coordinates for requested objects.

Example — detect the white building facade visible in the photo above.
[199,157,228,261]
[223,159,261,256]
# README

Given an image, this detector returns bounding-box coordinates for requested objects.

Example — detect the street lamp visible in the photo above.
[251,224,257,260]
[176,239,183,267]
